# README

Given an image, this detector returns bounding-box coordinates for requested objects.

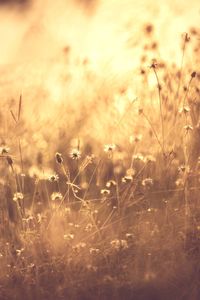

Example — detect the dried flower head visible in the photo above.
[132,153,144,161]
[106,180,117,188]
[175,178,184,187]
[122,175,133,183]
[89,248,100,255]
[64,233,74,240]
[129,134,142,144]
[144,24,154,35]
[73,242,87,252]
[48,174,59,182]
[16,248,25,257]
[85,223,93,232]
[125,233,134,239]
[0,146,10,155]
[191,71,196,78]
[101,189,110,195]
[69,148,81,160]
[13,192,24,202]
[104,144,116,152]
[51,192,63,201]
[126,168,135,176]
[138,108,143,115]
[145,155,156,163]
[55,152,63,164]
[179,106,190,114]
[178,165,189,173]
[142,178,153,187]
[110,239,128,250]
[150,60,158,69]
[184,125,193,131]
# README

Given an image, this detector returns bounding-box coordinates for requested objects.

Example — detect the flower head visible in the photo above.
[179,106,190,114]
[122,175,133,183]
[110,239,128,250]
[101,189,110,195]
[104,144,116,152]
[132,153,144,161]
[142,178,153,187]
[89,248,100,255]
[184,125,193,131]
[55,152,63,164]
[145,155,156,163]
[48,174,59,182]
[0,146,10,155]
[126,168,135,176]
[13,192,24,202]
[69,148,81,160]
[64,233,74,240]
[129,134,142,144]
[106,180,117,188]
[51,192,63,201]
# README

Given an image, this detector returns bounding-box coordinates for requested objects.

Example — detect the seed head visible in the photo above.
[104,144,116,152]
[13,192,24,202]
[122,175,133,183]
[51,192,63,201]
[129,134,142,144]
[191,71,196,78]
[48,174,59,182]
[106,180,117,188]
[0,146,10,155]
[184,125,193,131]
[64,233,74,240]
[101,189,110,195]
[110,239,128,250]
[69,148,81,160]
[142,178,153,187]
[179,106,190,114]
[55,152,63,164]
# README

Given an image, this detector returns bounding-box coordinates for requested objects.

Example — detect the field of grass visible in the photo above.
[0,15,200,300]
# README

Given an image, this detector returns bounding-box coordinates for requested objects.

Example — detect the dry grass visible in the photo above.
[0,24,200,300]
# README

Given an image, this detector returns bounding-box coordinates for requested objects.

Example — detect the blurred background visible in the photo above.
[0,0,199,155]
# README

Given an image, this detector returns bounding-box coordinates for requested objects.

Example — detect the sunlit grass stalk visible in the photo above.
[83,159,102,200]
[141,111,164,153]
[151,65,165,153]
[30,180,39,212]
[176,33,189,101]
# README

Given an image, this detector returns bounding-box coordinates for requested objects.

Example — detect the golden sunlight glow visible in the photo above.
[1,1,200,299]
